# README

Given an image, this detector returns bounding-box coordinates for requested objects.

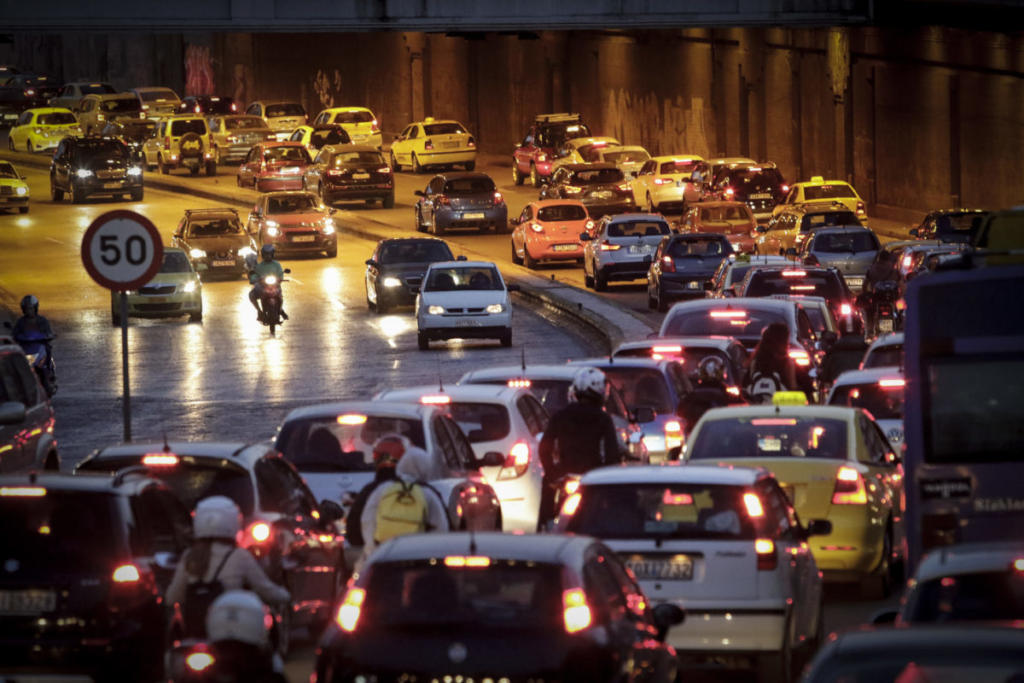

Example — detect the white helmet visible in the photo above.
[570,366,607,403]
[205,590,270,647]
[193,496,242,540]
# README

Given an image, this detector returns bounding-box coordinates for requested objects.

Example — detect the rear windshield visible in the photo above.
[448,403,510,443]
[537,204,587,222]
[801,211,861,232]
[689,417,849,460]
[82,83,116,95]
[0,492,120,571]
[745,271,843,301]
[571,168,623,184]
[99,98,140,114]
[662,307,789,339]
[444,177,495,195]
[170,119,206,136]
[862,345,903,369]
[603,149,649,164]
[536,122,590,147]
[812,231,879,253]
[332,110,374,124]
[424,122,466,135]
[725,167,784,188]
[310,128,351,147]
[331,151,382,167]
[607,220,670,238]
[38,112,76,125]
[138,89,179,103]
[701,205,753,222]
[116,121,156,139]
[803,184,856,200]
[201,98,236,114]
[161,251,192,273]
[578,143,614,162]
[667,237,728,257]
[266,103,305,118]
[603,367,673,415]
[276,415,426,472]
[830,382,904,420]
[659,160,699,175]
[267,194,319,213]
[424,266,502,292]
[474,379,573,414]
[189,217,243,236]
[223,116,267,130]
[379,240,453,264]
[909,570,1024,622]
[934,212,987,236]
[264,146,310,164]
[566,483,758,540]
[364,561,562,630]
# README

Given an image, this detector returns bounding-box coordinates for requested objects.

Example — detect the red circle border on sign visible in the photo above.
[80,209,165,292]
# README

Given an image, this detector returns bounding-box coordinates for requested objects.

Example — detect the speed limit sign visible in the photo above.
[81,210,163,291]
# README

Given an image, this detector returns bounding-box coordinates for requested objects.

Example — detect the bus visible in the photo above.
[903,262,1024,573]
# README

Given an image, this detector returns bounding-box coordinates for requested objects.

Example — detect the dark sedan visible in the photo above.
[909,208,989,244]
[647,233,733,311]
[364,237,454,313]
[304,144,394,208]
[314,532,683,683]
[541,162,635,218]
[171,207,258,279]
[414,171,507,234]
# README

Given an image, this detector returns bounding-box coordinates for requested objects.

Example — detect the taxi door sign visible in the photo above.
[772,391,808,406]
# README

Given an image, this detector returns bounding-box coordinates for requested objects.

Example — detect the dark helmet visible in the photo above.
[698,356,726,383]
[20,295,38,316]
[260,244,275,261]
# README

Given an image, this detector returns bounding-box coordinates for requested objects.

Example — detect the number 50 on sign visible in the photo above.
[81,210,163,291]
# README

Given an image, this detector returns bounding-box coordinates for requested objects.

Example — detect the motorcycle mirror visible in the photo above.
[284,268,292,274]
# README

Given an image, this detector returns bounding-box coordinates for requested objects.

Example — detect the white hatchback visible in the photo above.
[557,464,829,681]
[374,384,546,532]
[415,260,517,350]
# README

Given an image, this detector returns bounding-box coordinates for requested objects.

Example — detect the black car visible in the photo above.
[414,171,508,234]
[314,532,683,683]
[101,118,158,164]
[909,208,989,244]
[170,208,258,279]
[0,471,191,680]
[738,264,858,332]
[0,74,60,118]
[364,237,454,313]
[75,441,347,647]
[179,94,238,115]
[304,144,394,208]
[647,233,734,311]
[49,136,143,203]
[711,162,788,222]
[540,163,635,218]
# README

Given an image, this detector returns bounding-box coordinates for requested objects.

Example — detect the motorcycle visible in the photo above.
[870,280,902,337]
[169,640,286,683]
[247,265,291,337]
[11,327,56,397]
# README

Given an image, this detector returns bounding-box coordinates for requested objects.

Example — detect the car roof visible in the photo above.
[809,225,874,235]
[377,384,525,404]
[614,336,741,354]
[0,471,158,495]
[326,144,379,153]
[699,404,859,422]
[708,156,758,166]
[866,332,904,351]
[90,92,137,100]
[651,154,704,162]
[560,162,618,172]
[165,114,205,121]
[370,531,590,566]
[795,178,852,187]
[581,463,762,486]
[666,296,799,314]
[567,356,668,370]
[460,364,582,383]
[727,255,791,268]
[605,212,667,223]
[417,118,461,126]
[84,441,272,468]
[831,365,904,387]
[768,294,828,308]
[693,200,751,209]
[426,259,496,270]
[600,145,647,152]
[262,190,317,198]
[567,136,618,147]
[377,236,447,245]
[914,541,1024,582]
[531,198,587,209]
[322,106,373,113]
[436,171,493,182]
[822,625,1024,659]
[24,107,74,115]
[281,400,433,423]
[262,141,305,147]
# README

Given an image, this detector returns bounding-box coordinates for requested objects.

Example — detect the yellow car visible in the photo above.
[7,107,80,153]
[311,106,382,148]
[685,404,904,597]
[554,135,621,165]
[774,176,867,220]
[112,247,203,324]
[630,154,705,214]
[389,117,477,173]
[0,160,29,214]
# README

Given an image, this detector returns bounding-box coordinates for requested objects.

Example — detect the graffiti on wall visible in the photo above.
[313,68,344,109]
[184,44,214,96]
[604,89,712,158]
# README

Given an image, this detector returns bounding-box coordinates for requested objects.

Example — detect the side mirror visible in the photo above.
[284,268,292,274]
[755,225,768,233]
[365,258,378,267]
[871,609,899,625]
[0,401,27,425]
[506,283,521,293]
[456,255,468,261]
[805,519,832,537]
[632,406,656,424]
[579,232,592,241]
[479,451,506,468]
[652,603,685,641]
[414,190,425,197]
[909,228,919,237]
[318,499,345,523]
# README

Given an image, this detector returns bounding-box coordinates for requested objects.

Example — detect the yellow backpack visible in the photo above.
[375,480,428,543]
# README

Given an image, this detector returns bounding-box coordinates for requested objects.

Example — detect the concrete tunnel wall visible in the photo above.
[4,26,1023,216]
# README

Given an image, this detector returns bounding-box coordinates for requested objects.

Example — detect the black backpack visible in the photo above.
[182,547,235,638]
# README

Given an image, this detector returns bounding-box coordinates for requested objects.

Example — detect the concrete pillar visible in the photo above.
[739,29,766,161]
[404,32,426,122]
[541,32,569,113]
[827,27,851,182]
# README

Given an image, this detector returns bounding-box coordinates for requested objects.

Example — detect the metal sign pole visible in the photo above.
[120,291,131,442]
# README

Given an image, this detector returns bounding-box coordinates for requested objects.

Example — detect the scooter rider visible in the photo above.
[194,590,288,683]
[12,295,54,339]
[678,356,744,436]
[248,245,288,323]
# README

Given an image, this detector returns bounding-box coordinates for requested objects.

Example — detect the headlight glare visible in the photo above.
[486,303,505,314]
[266,226,280,237]
[182,281,197,293]
[75,169,93,178]
[238,246,255,258]
[127,166,142,176]
[382,277,402,288]
[15,186,27,196]
[189,248,206,259]
[427,305,444,315]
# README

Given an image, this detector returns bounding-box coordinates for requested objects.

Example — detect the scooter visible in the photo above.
[11,327,56,397]
[246,265,291,337]
[870,280,902,337]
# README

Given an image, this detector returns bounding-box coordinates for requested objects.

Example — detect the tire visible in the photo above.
[327,243,338,258]
[500,328,512,347]
[646,192,655,213]
[50,183,63,202]
[511,241,523,265]
[382,193,395,209]
[205,160,216,177]
[512,163,524,186]
[158,156,168,175]
[390,151,400,172]
[376,293,389,315]
[130,187,143,202]
[584,269,595,289]
[647,291,657,310]
[18,205,28,214]
[26,140,33,153]
[524,247,538,270]
[415,208,425,233]
[412,153,422,174]
[862,525,894,599]
[6,137,13,151]
[594,267,608,292]
[189,165,199,177]
[69,183,82,204]
[236,174,243,187]
[530,163,541,187]
[431,214,444,236]
[758,640,792,683]
[214,146,223,165]
[189,308,203,323]
[464,160,475,171]
[417,331,429,350]
[366,289,377,313]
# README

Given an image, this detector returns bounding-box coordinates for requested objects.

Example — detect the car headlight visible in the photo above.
[322,219,335,235]
[486,303,505,314]
[15,186,27,196]
[427,305,444,315]
[182,281,197,293]
[382,277,402,288]
[127,166,142,176]
[189,248,207,259]
[266,226,280,237]
[75,169,93,178]
[238,246,255,258]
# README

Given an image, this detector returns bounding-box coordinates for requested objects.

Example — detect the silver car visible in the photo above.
[582,212,672,291]
[798,225,880,292]
[208,114,276,164]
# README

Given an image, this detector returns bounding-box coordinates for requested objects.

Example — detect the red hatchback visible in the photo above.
[679,201,758,254]
[247,191,338,258]
[237,142,312,192]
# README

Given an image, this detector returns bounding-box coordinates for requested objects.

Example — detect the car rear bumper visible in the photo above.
[662,605,787,653]
[659,275,712,298]
[267,233,337,254]
[436,206,508,230]
[255,176,303,191]
[596,259,653,283]
[527,239,585,261]
[418,149,477,165]
[323,184,393,203]
[813,511,887,577]
[348,132,383,148]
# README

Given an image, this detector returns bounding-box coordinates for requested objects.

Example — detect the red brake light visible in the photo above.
[494,191,504,204]
[562,492,582,516]
[789,349,811,366]
[564,479,581,496]
[724,187,735,198]
[755,538,777,570]
[112,563,141,583]
[420,395,451,405]
[248,522,272,544]
[24,88,35,96]
[529,222,544,233]
[652,345,682,355]
[781,270,807,278]
[653,177,672,185]
[377,166,392,173]
[194,104,201,114]
[467,137,475,147]
[660,255,676,272]
[499,441,531,479]
[1013,558,1024,573]
[709,309,747,319]
[751,418,797,426]
[507,378,532,388]
[832,466,868,504]
[839,303,853,316]
[423,139,434,150]
[563,588,592,633]
[230,102,237,112]
[142,453,178,467]
[781,184,790,193]
[600,241,621,251]
[878,378,905,388]
[370,118,379,132]
[337,413,368,425]
[743,492,765,518]
[0,486,46,497]
[444,556,491,568]
[186,651,215,673]
[336,586,365,632]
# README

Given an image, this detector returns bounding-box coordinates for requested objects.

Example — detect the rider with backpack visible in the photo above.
[166,496,290,639]
[744,322,799,404]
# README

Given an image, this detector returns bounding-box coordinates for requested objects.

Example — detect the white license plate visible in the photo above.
[624,556,693,581]
[0,589,57,614]
[283,167,300,174]
[847,277,864,287]
[444,141,460,149]
[352,172,370,179]
[879,319,894,332]
[213,260,234,267]
[103,182,121,189]
[292,235,316,243]
[463,212,485,220]
[553,244,578,252]
[628,245,651,255]
[456,320,480,327]
[750,193,772,199]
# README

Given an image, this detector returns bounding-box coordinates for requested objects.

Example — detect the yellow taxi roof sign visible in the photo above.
[772,391,808,406]
[810,175,824,183]
[424,116,435,123]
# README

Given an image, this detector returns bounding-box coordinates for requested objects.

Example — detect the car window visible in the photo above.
[571,167,623,184]
[831,382,904,420]
[516,395,543,436]
[38,112,76,126]
[444,177,495,195]
[332,110,373,124]
[423,122,465,135]
[813,231,879,253]
[265,458,318,516]
[330,150,382,166]
[803,184,856,200]
[448,402,510,443]
[276,415,426,472]
[170,119,206,136]
[223,116,267,131]
[602,367,674,414]
[424,266,502,292]
[310,128,350,148]
[189,217,243,236]
[666,362,692,400]
[265,103,304,117]
[607,220,670,238]
[689,417,849,460]
[662,306,789,339]
[264,145,310,164]
[431,416,461,471]
[658,159,699,175]
[583,556,628,624]
[267,194,318,213]
[537,204,587,222]
[380,240,453,264]
[160,251,192,273]
[440,415,477,470]
[131,487,186,555]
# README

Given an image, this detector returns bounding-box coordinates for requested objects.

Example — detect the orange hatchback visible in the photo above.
[680,200,757,254]
[236,141,312,192]
[510,199,593,269]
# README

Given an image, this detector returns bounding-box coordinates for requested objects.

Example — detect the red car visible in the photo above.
[679,200,758,254]
[512,112,591,187]
[246,191,338,258]
[237,142,312,192]
[510,199,593,268]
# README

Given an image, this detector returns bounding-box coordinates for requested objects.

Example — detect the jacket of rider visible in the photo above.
[248,261,284,286]
[12,315,54,339]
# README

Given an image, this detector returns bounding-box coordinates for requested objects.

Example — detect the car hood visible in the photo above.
[188,235,251,252]
[0,178,27,189]
[419,290,508,307]
[380,263,432,278]
[141,271,196,287]
[269,211,327,226]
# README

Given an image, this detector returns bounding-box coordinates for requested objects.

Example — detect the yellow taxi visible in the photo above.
[389,117,477,173]
[311,106,382,148]
[685,404,905,598]
[773,176,867,220]
[7,107,81,153]
[756,202,866,255]
[0,160,30,214]
[629,154,705,214]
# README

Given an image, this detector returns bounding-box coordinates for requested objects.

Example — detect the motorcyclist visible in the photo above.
[11,294,56,395]
[819,329,870,387]
[538,367,621,523]
[166,496,290,639]
[861,250,900,331]
[247,245,288,323]
[190,590,287,683]
[678,356,745,436]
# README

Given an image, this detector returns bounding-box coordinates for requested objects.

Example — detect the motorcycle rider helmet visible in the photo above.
[205,590,270,648]
[372,434,406,468]
[193,496,242,540]
[260,244,275,261]
[570,366,607,403]
[20,294,39,316]
[697,356,726,383]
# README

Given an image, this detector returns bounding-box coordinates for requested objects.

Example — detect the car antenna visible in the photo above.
[162,430,171,453]
[468,527,478,555]
[521,346,527,371]
[438,359,445,393]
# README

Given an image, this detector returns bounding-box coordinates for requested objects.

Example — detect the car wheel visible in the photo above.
[69,183,82,204]
[512,163,523,186]
[236,173,243,187]
[647,290,657,309]
[366,288,377,313]
[499,328,512,347]
[158,156,168,175]
[390,151,400,172]
[18,205,28,214]
[862,524,894,599]
[594,267,608,292]
[431,214,444,236]
[190,165,199,177]
[646,192,655,213]
[524,248,538,270]
[584,264,595,288]
[382,192,395,209]
[417,331,429,350]
[189,308,203,323]
[511,241,523,265]
[530,163,540,188]
[50,182,63,202]
[6,137,13,151]
[26,140,33,153]
[464,160,475,171]
[130,187,143,202]
[376,293,389,315]
[657,287,669,312]
[412,153,422,174]
[327,243,338,258]
[414,207,425,233]
[205,160,217,177]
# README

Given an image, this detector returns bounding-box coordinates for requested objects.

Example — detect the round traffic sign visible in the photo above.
[81,210,164,291]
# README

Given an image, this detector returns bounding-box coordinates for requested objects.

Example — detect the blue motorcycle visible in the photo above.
[15,329,57,397]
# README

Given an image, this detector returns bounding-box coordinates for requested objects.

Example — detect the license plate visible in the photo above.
[463,212,485,220]
[624,555,693,581]
[352,172,370,179]
[846,277,864,287]
[283,166,300,174]
[103,182,121,189]
[628,245,650,255]
[750,193,772,199]
[0,589,57,614]
[879,319,894,332]
[213,259,234,267]
[553,244,578,252]
[148,296,167,303]
[444,141,460,149]
[456,320,479,327]
[292,235,316,243]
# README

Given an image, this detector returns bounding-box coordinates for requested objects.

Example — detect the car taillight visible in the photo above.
[498,441,530,480]
[507,378,532,388]
[494,191,504,204]
[423,138,434,150]
[24,88,36,97]
[326,169,343,176]
[743,492,765,518]
[789,349,811,366]
[781,184,790,193]
[832,466,867,504]
[336,586,365,633]
[660,255,676,272]
[529,222,544,233]
[879,377,905,389]
[617,183,631,192]
[562,588,592,633]
[600,241,620,251]
[142,453,178,467]
[230,102,237,112]
[856,201,866,216]
[186,650,215,673]
[248,521,272,544]
[653,177,673,185]
[467,136,476,147]
[226,135,239,143]
[839,302,853,316]
[377,166,392,173]
[370,118,379,132]
[1013,558,1024,573]
[664,420,684,451]
[724,187,735,198]
[755,538,777,570]
[112,563,141,583]
[437,196,450,206]
[584,219,595,231]
[561,492,582,516]
[194,104,201,114]
[164,136,171,148]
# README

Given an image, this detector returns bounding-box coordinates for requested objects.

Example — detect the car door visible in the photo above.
[11,110,31,147]
[304,148,327,190]
[421,176,443,225]
[391,125,412,161]
[513,204,532,254]
[239,146,260,185]
[631,160,655,201]
[435,415,501,531]
[0,352,39,471]
[514,129,536,172]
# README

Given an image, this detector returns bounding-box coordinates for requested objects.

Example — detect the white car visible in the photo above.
[860,332,903,369]
[630,154,705,214]
[557,464,828,681]
[373,385,546,532]
[415,260,517,349]
[827,366,905,451]
[592,144,651,179]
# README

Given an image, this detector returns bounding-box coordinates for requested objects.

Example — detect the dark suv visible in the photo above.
[710,162,788,222]
[304,144,394,208]
[540,163,635,218]
[0,471,191,680]
[0,332,58,471]
[179,94,238,115]
[50,136,143,203]
[512,112,592,187]
[100,118,157,164]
